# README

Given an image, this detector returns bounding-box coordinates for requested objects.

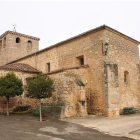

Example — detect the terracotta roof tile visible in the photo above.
[0,63,39,73]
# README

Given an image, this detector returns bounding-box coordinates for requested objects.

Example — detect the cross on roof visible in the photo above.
[13,23,16,32]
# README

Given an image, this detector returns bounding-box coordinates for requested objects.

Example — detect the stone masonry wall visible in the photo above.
[103,62,119,117]
[106,29,140,110]
[7,27,140,116]
[41,67,89,118]
[0,67,89,119]
[11,30,106,116]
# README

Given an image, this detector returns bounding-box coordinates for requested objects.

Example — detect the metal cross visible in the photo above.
[13,23,16,32]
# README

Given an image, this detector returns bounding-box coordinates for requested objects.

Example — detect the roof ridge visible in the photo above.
[0,63,40,73]
[17,63,39,71]
[7,24,140,65]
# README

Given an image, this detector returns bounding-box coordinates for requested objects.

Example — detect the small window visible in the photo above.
[46,63,50,73]
[3,37,6,46]
[124,71,129,84]
[77,55,84,66]
[16,37,20,43]
[80,57,84,65]
[0,40,2,47]
[81,101,85,106]
[27,40,32,47]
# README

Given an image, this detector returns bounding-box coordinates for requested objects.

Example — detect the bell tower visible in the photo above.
[0,31,40,66]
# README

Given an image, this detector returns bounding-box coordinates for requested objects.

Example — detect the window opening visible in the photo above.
[77,55,84,66]
[0,40,2,47]
[16,37,20,43]
[3,37,6,46]
[46,63,50,73]
[124,71,129,84]
[27,40,32,47]
[81,101,85,106]
[80,57,84,65]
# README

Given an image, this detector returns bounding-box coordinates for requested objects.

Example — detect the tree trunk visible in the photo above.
[7,97,9,116]
[39,99,42,122]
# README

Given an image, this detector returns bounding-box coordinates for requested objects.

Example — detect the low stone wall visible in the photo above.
[48,69,88,118]
[0,67,88,118]
[42,105,65,118]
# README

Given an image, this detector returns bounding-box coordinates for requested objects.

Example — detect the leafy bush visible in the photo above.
[13,105,30,112]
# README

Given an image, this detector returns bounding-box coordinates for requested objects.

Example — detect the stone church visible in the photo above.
[0,25,140,118]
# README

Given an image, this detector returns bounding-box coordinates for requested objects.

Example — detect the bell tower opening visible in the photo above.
[16,37,20,43]
[3,37,6,46]
[27,40,32,47]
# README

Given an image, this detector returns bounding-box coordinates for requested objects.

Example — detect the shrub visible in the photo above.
[13,105,30,112]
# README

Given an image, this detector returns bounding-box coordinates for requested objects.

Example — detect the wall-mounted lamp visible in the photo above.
[102,42,109,55]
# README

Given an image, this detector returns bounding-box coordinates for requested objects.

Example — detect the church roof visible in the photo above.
[0,63,39,73]
[8,24,140,64]
[0,31,40,41]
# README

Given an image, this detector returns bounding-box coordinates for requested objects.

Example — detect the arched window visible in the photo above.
[124,71,129,84]
[27,40,32,47]
[3,37,6,46]
[16,37,20,43]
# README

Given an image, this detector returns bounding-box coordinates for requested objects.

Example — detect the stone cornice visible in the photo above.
[0,31,40,41]
[44,64,89,75]
[26,65,89,80]
[105,25,140,45]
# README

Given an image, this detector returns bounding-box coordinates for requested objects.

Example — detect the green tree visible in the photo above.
[0,72,23,116]
[25,75,55,122]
